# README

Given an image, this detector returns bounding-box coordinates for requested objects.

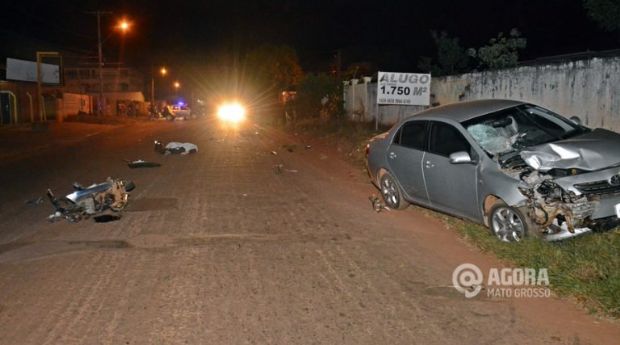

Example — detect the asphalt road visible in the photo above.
[0,118,618,344]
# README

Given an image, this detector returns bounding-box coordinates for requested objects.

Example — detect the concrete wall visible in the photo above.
[343,81,424,126]
[57,93,92,121]
[88,91,145,115]
[344,57,620,131]
[433,57,620,131]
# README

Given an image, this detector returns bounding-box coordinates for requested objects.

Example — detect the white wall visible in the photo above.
[58,93,92,120]
[343,81,425,126]
[344,57,620,130]
[433,57,620,131]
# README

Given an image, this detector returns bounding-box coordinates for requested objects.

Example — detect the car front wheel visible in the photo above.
[380,172,409,210]
[488,201,534,242]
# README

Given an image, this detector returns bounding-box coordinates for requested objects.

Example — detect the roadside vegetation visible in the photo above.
[290,118,620,319]
[293,118,384,165]
[455,219,620,318]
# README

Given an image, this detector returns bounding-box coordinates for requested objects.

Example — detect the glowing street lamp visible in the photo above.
[116,19,132,33]
[151,66,169,111]
[90,12,133,115]
[172,81,181,98]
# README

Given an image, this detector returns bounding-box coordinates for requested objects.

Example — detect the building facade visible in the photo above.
[63,66,144,94]
[63,66,146,115]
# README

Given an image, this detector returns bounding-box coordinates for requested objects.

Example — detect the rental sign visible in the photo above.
[377,71,431,106]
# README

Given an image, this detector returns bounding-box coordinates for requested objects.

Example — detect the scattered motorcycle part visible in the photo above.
[46,178,135,223]
[126,159,162,169]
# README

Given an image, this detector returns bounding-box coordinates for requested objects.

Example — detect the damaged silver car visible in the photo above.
[366,99,620,241]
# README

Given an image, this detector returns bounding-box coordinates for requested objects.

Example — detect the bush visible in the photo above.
[296,74,342,120]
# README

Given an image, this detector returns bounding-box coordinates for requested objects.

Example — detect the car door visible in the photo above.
[387,120,430,204]
[423,121,480,220]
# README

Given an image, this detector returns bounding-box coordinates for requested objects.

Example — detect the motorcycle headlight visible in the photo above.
[217,102,246,123]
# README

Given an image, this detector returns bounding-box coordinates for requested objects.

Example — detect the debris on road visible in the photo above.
[274,164,298,174]
[271,151,278,156]
[274,164,284,174]
[47,178,135,223]
[369,195,390,212]
[154,140,198,155]
[25,197,44,205]
[320,154,328,160]
[304,145,312,150]
[126,159,162,168]
[94,214,122,223]
[282,144,297,152]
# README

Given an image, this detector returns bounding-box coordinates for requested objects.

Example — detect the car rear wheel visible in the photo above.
[380,172,409,210]
[488,201,534,242]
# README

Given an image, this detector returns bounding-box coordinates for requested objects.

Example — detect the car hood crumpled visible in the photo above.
[520,128,620,172]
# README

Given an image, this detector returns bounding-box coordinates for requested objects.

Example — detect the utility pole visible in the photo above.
[151,66,167,115]
[151,75,155,112]
[150,64,155,111]
[335,49,342,81]
[87,10,111,115]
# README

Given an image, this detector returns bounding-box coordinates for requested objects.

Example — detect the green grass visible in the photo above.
[457,221,620,317]
[294,118,620,319]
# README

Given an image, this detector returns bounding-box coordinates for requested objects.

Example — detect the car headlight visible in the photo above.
[217,102,246,123]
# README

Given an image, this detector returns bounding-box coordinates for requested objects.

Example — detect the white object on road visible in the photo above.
[165,142,198,155]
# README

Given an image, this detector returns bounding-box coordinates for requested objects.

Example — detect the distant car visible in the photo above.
[172,105,191,119]
[366,99,620,242]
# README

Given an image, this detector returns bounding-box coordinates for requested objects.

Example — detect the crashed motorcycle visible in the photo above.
[47,178,135,222]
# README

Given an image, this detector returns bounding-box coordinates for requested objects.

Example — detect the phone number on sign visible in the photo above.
[377,98,414,105]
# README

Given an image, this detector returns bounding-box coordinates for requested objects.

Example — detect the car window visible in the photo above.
[397,121,427,151]
[462,104,584,155]
[393,128,402,145]
[429,122,471,157]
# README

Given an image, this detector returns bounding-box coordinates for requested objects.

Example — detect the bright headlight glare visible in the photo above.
[217,103,246,123]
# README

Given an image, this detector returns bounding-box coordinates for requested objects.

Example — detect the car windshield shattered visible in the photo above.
[462,104,587,157]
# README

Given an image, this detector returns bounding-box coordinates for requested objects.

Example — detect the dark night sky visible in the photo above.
[1,0,618,73]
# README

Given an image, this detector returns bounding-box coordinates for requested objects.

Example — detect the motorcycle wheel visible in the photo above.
[123,180,136,192]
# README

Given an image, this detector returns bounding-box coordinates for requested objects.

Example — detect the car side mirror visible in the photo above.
[569,116,582,126]
[449,151,473,164]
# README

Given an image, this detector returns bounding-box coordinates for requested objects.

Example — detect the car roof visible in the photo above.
[408,99,527,123]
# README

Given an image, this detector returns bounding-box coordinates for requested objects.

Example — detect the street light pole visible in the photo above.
[87,10,112,115]
[150,66,167,114]
[151,74,155,111]
[97,11,104,115]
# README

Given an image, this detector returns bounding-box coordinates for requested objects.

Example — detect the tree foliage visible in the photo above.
[342,62,375,80]
[419,28,527,74]
[583,0,620,32]
[245,44,304,91]
[469,28,527,70]
[296,73,341,119]
[417,31,470,76]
